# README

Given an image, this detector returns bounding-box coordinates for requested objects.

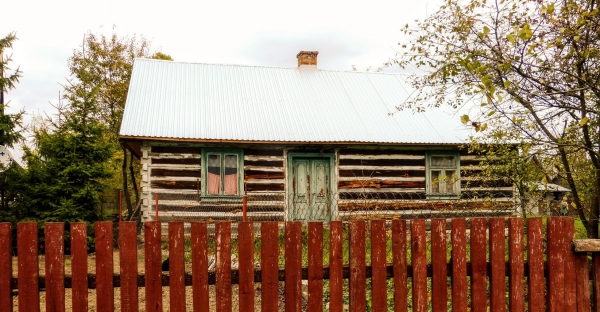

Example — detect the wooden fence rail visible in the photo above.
[0,217,593,311]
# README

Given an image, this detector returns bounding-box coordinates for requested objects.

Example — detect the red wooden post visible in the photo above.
[576,252,591,312]
[349,220,367,312]
[285,221,302,312]
[308,222,324,312]
[563,218,577,311]
[526,218,544,312]
[18,222,39,312]
[0,223,11,312]
[242,195,248,222]
[431,219,447,312]
[216,222,232,312]
[470,218,487,312]
[329,221,343,312]
[261,221,279,312]
[238,221,255,311]
[508,218,524,312]
[371,220,387,312]
[45,222,65,312]
[411,219,427,312]
[594,254,600,312]
[70,222,88,312]
[119,222,139,312]
[95,222,114,312]
[451,219,467,312]
[392,219,408,312]
[169,222,186,312]
[191,222,209,312]
[547,217,565,312]
[144,221,163,312]
[490,218,506,312]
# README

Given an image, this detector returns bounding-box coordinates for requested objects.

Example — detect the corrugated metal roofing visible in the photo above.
[120,58,472,144]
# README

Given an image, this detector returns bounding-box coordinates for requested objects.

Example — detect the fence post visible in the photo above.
[242,195,248,222]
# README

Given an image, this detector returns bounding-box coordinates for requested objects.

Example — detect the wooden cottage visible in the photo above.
[119,51,515,223]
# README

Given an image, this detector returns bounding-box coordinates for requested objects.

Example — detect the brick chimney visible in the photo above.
[296,51,318,67]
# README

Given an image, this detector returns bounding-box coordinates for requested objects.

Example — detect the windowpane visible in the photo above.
[207,154,221,194]
[431,170,441,193]
[445,170,455,193]
[431,156,455,167]
[224,155,238,195]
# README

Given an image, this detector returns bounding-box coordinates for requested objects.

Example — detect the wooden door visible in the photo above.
[290,158,331,221]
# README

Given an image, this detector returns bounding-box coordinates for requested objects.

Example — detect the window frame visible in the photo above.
[201,148,244,198]
[425,151,461,199]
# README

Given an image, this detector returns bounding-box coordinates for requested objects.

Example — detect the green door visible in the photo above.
[290,158,331,221]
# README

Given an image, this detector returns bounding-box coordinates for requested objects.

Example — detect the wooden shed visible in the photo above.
[119,52,514,222]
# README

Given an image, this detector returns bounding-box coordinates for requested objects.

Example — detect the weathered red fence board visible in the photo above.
[411,219,427,312]
[527,218,544,312]
[144,221,162,312]
[508,218,524,312]
[216,222,232,312]
[70,222,88,312]
[260,221,279,312]
[563,218,577,311]
[169,222,186,312]
[95,222,114,312]
[45,222,65,312]
[371,219,387,312]
[350,220,367,312]
[431,219,447,312]
[238,221,255,311]
[191,222,209,312]
[451,219,467,312]
[392,219,407,312]
[18,222,39,312]
[489,218,506,312]
[285,221,302,312]
[470,218,487,312]
[576,249,591,312]
[329,221,343,312]
[547,217,565,312]
[0,223,11,312]
[119,222,138,312]
[308,222,323,312]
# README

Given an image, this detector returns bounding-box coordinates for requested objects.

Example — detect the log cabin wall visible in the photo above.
[139,142,516,222]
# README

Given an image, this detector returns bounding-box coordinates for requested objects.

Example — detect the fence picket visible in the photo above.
[18,222,39,312]
[191,222,209,312]
[261,221,279,312]
[371,220,387,312]
[95,222,114,312]
[329,221,344,312]
[508,218,524,312]
[285,221,302,312]
[0,223,11,312]
[392,219,408,312]
[526,218,544,312]
[411,219,427,312]
[216,222,232,312]
[349,220,366,312]
[45,222,65,312]
[144,221,162,312]
[562,218,577,311]
[432,219,447,312]
[70,223,88,312]
[308,222,323,311]
[119,222,138,312]
[238,221,255,311]
[169,222,186,312]
[547,217,565,312]
[490,218,506,312]
[470,218,487,312]
[451,219,467,312]
[576,247,591,312]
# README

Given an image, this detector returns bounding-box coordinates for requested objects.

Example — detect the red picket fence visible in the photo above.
[0,217,593,311]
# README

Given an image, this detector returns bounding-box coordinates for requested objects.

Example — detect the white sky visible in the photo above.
[2,0,437,161]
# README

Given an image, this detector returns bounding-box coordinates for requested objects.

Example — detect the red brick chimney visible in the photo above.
[296,51,318,67]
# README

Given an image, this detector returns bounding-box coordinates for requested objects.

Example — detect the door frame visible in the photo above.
[287,152,337,221]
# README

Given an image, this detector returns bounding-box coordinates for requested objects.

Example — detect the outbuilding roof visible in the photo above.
[120,58,472,145]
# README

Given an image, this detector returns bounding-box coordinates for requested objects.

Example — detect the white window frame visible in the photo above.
[426,151,460,199]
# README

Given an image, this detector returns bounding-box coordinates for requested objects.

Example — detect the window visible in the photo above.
[426,152,460,198]
[202,149,243,196]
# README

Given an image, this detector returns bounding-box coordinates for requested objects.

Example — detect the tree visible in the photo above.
[395,0,600,237]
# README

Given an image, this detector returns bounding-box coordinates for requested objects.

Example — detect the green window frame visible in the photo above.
[426,151,460,199]
[201,148,244,197]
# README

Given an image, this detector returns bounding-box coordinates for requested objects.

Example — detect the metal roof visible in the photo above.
[120,58,472,144]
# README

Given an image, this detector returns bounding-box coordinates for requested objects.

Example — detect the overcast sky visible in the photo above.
[2,0,438,161]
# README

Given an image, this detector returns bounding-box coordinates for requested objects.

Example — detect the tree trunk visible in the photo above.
[121,145,133,216]
[129,152,139,205]
[590,169,600,239]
